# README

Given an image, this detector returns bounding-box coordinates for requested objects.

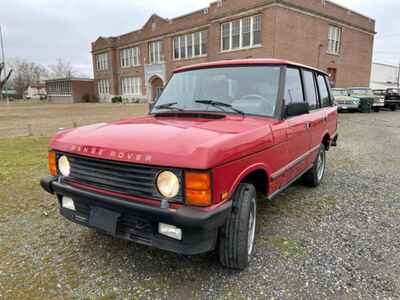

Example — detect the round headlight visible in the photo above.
[58,156,71,176]
[156,171,180,199]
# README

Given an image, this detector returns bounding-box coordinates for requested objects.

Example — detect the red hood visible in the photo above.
[50,114,277,169]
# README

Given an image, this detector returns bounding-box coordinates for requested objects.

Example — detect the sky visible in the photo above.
[0,0,399,77]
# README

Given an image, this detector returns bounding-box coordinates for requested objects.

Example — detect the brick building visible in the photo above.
[46,78,95,103]
[91,0,375,103]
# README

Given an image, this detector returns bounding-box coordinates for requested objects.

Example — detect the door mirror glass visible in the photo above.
[285,102,310,117]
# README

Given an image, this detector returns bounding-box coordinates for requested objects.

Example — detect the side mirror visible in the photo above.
[285,102,310,118]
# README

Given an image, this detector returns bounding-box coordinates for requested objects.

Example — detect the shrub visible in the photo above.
[112,96,123,103]
[82,94,91,103]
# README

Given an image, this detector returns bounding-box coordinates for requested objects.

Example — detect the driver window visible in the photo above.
[285,68,305,104]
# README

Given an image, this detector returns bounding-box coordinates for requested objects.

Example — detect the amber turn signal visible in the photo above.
[185,171,212,206]
[48,151,57,176]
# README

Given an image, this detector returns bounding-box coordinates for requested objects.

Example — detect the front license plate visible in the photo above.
[342,106,348,109]
[89,207,121,235]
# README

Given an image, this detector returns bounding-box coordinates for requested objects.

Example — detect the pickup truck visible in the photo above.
[385,88,400,111]
[41,59,338,269]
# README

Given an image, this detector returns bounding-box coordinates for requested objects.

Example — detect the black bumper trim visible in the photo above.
[40,176,232,254]
[41,176,231,230]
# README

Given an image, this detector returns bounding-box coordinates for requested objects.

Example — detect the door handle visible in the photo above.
[305,122,312,129]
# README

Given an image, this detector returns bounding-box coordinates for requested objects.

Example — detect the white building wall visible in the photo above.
[370,62,399,89]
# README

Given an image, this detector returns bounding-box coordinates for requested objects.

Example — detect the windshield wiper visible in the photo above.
[155,102,184,112]
[195,99,245,116]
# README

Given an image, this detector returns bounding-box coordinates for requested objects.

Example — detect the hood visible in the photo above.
[50,114,277,169]
[350,94,379,99]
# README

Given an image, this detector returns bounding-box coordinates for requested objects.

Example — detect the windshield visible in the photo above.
[332,89,348,96]
[349,88,373,95]
[152,66,281,117]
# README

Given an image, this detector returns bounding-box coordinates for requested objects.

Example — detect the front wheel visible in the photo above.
[218,183,257,270]
[303,144,326,187]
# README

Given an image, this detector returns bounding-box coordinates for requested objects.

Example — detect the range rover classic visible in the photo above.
[41,59,338,269]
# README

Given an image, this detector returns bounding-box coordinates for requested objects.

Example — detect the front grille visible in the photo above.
[60,153,184,202]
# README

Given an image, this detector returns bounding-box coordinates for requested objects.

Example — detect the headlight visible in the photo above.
[156,171,180,199]
[58,155,71,176]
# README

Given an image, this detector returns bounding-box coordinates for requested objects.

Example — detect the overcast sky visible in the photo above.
[1,0,399,77]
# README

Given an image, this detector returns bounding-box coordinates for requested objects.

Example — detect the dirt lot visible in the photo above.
[0,104,399,299]
[0,102,148,138]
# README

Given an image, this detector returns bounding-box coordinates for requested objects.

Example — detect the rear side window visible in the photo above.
[317,74,331,107]
[303,70,318,110]
[285,68,304,104]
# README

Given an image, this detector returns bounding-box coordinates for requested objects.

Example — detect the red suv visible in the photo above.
[41,59,338,269]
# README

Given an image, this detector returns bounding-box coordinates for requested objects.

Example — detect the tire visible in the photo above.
[373,108,380,112]
[391,105,397,111]
[218,183,257,270]
[303,144,326,187]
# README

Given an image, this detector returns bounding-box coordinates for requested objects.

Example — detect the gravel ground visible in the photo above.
[0,110,399,299]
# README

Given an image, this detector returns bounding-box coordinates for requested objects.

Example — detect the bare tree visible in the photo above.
[48,58,76,79]
[8,58,48,98]
[0,62,12,98]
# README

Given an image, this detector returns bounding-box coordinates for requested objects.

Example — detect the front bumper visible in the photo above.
[40,176,232,255]
[337,103,359,110]
[372,102,385,107]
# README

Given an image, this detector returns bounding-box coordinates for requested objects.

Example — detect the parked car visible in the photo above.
[332,88,360,111]
[384,88,400,111]
[40,59,338,270]
[348,87,385,112]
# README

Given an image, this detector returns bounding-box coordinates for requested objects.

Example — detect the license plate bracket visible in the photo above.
[89,207,120,235]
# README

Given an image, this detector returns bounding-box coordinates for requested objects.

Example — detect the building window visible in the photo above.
[221,15,262,51]
[173,30,208,60]
[48,81,72,96]
[96,53,109,71]
[328,25,342,55]
[98,79,111,95]
[120,47,140,68]
[121,77,142,96]
[149,40,164,64]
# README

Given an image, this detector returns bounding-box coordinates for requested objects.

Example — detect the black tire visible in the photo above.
[218,183,257,270]
[390,105,397,111]
[303,144,326,187]
[373,108,380,112]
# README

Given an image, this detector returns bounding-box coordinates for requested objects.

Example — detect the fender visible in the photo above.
[228,162,271,197]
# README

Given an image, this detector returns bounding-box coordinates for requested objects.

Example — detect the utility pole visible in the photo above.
[0,24,7,104]
[0,24,3,103]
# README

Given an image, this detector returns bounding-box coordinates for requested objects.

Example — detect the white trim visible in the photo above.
[219,44,262,54]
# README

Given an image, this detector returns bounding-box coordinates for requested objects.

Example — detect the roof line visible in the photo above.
[326,0,375,22]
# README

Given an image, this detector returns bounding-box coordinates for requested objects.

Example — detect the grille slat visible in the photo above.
[73,164,154,183]
[69,173,156,194]
[62,153,183,202]
[70,157,155,175]
[71,168,155,187]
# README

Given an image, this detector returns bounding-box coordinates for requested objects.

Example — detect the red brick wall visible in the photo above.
[71,80,95,102]
[92,0,375,98]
